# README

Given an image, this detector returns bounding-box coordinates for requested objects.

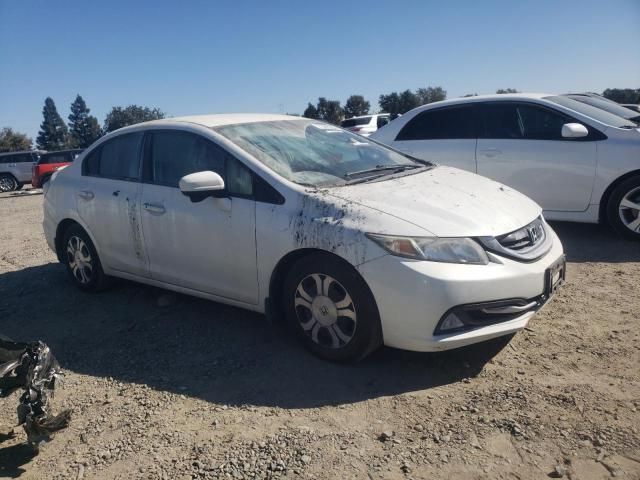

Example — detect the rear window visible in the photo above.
[341,117,372,128]
[39,153,71,164]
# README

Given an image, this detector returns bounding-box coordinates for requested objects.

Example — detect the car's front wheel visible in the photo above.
[283,252,382,362]
[0,174,18,192]
[62,224,110,292]
[607,175,640,241]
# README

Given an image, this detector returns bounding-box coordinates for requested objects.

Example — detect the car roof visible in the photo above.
[139,113,302,129]
[426,93,553,106]
[40,148,83,156]
[0,150,38,157]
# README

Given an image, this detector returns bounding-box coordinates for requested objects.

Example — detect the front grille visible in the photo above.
[496,217,545,251]
[477,217,552,262]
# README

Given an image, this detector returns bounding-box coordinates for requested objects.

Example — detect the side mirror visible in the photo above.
[561,123,588,139]
[179,171,225,202]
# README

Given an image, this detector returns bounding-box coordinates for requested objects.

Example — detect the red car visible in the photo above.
[32,149,83,188]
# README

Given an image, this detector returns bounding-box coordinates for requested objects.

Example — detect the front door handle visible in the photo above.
[478,148,502,158]
[143,202,166,215]
[78,190,94,200]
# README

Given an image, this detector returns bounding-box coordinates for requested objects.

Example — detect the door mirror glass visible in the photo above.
[561,123,588,139]
[179,171,225,202]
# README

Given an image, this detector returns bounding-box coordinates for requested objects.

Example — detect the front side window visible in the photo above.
[149,131,225,188]
[481,103,575,140]
[83,133,143,180]
[214,119,417,187]
[395,106,475,141]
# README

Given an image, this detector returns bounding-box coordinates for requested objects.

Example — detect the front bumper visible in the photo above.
[356,227,565,352]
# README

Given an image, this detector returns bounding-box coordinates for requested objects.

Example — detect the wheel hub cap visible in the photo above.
[294,273,357,349]
[66,236,93,284]
[619,186,640,234]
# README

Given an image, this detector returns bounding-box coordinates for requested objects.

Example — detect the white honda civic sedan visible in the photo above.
[43,114,565,362]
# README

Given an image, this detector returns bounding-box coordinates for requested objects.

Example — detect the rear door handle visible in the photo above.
[78,190,94,200]
[143,202,166,215]
[479,148,502,158]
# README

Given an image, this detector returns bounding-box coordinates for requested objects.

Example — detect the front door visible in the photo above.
[76,132,148,276]
[139,129,258,304]
[476,102,597,212]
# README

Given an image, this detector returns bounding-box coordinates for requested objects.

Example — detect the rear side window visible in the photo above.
[82,133,143,180]
[1,153,34,163]
[396,106,475,141]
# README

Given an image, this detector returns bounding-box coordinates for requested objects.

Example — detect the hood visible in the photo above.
[325,166,541,237]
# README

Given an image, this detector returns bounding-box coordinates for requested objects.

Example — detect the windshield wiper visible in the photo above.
[344,164,421,179]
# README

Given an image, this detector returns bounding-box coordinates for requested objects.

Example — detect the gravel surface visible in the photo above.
[0,189,639,479]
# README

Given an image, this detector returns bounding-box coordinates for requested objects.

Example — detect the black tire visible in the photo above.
[0,173,18,192]
[15,183,23,191]
[606,175,640,241]
[40,176,50,188]
[61,224,111,292]
[282,252,382,363]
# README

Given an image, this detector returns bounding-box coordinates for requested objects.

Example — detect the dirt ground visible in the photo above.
[0,188,638,480]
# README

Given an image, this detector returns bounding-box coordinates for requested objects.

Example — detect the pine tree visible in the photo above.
[68,95,102,148]
[36,97,69,151]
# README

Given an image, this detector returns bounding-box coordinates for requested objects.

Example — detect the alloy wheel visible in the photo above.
[0,175,17,192]
[618,186,640,234]
[66,235,93,284]
[294,273,357,349]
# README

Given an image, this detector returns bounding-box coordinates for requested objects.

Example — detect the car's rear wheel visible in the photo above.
[0,174,18,192]
[62,224,110,292]
[282,252,382,362]
[607,176,640,241]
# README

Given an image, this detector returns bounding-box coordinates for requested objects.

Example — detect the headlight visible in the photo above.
[366,234,489,265]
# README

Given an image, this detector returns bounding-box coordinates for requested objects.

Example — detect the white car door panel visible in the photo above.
[395,139,477,172]
[476,139,596,211]
[140,185,257,303]
[75,132,148,275]
[140,129,258,304]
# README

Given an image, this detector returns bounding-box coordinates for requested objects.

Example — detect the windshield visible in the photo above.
[545,96,637,128]
[214,119,419,187]
[565,95,640,122]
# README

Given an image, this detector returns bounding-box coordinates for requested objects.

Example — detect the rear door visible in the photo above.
[390,104,478,172]
[476,102,597,212]
[11,153,36,183]
[76,132,148,276]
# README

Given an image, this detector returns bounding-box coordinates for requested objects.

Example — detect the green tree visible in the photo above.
[416,86,447,105]
[303,103,319,119]
[103,105,165,133]
[0,127,33,153]
[496,88,519,94]
[379,90,419,118]
[316,97,343,125]
[68,95,102,148]
[602,88,640,104]
[36,97,69,151]
[343,95,370,118]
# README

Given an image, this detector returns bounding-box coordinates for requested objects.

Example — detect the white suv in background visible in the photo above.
[341,114,391,136]
[371,94,640,240]
[0,150,40,192]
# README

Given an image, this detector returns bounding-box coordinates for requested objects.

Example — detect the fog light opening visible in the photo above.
[439,312,465,332]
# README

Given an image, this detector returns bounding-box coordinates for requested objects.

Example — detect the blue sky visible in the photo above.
[1,0,639,140]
